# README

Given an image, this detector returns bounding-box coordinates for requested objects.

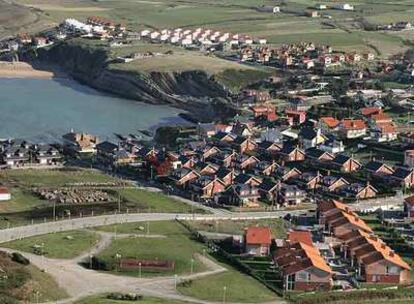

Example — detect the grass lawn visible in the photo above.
[178,268,277,303]
[1,230,100,259]
[0,168,119,187]
[75,295,187,304]
[186,218,287,238]
[0,188,49,213]
[95,221,208,276]
[114,188,206,214]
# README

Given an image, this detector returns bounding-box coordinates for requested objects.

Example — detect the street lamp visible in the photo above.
[174,274,178,290]
[139,262,142,278]
[89,254,93,269]
[222,286,227,303]
[190,258,194,275]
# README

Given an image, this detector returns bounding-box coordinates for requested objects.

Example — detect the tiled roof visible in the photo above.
[340,119,366,130]
[288,230,313,246]
[245,227,272,245]
[320,117,339,128]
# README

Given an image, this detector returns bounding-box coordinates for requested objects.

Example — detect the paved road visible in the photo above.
[0,210,306,243]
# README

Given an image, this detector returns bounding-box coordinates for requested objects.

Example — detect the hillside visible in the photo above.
[0,251,67,303]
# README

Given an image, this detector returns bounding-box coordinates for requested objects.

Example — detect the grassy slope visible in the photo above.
[0,168,119,187]
[178,269,276,303]
[13,0,414,57]
[75,295,188,304]
[187,218,287,238]
[115,188,206,213]
[0,251,67,302]
[1,230,100,259]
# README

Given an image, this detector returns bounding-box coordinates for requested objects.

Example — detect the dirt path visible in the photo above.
[0,231,285,304]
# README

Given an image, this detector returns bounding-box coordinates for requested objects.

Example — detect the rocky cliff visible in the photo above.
[36,41,239,121]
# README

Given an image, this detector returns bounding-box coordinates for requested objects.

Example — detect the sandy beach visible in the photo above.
[0,61,56,79]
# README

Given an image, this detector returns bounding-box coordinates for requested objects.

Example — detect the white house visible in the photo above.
[337,3,354,11]
[0,187,11,201]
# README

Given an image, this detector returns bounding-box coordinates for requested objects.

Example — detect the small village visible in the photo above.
[0,2,414,303]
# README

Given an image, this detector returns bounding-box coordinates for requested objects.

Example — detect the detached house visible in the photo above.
[170,168,200,188]
[299,128,327,150]
[278,145,306,162]
[227,184,260,207]
[339,119,367,139]
[365,161,394,178]
[390,168,414,188]
[244,227,272,256]
[190,176,226,201]
[62,131,99,154]
[404,196,414,218]
[320,175,349,193]
[318,117,340,134]
[341,183,378,200]
[331,154,362,172]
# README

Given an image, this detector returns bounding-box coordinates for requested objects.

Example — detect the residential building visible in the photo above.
[274,242,332,291]
[338,119,367,139]
[0,187,11,201]
[244,227,272,256]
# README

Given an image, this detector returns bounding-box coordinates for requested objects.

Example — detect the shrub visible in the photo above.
[11,253,30,266]
[107,293,143,301]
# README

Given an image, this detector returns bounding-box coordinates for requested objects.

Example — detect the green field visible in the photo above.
[9,0,414,57]
[113,188,206,213]
[0,168,205,229]
[178,269,277,303]
[186,218,287,238]
[95,221,208,276]
[1,230,100,259]
[0,168,119,187]
[75,295,188,304]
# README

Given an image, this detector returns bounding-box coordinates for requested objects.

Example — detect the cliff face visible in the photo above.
[37,41,236,121]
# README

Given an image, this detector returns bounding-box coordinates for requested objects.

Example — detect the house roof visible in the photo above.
[392,167,413,179]
[278,242,332,275]
[245,227,272,245]
[306,148,333,160]
[299,127,318,140]
[320,117,340,128]
[365,161,393,173]
[404,195,414,206]
[341,119,366,130]
[371,113,391,122]
[0,187,10,194]
[360,107,382,117]
[288,230,313,246]
[259,180,279,192]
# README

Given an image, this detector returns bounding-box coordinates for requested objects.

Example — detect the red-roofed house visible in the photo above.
[360,107,383,117]
[339,119,367,139]
[371,123,397,142]
[288,230,313,246]
[0,187,11,201]
[244,227,272,256]
[318,117,340,133]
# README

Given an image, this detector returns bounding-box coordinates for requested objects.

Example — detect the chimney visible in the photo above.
[389,251,395,257]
